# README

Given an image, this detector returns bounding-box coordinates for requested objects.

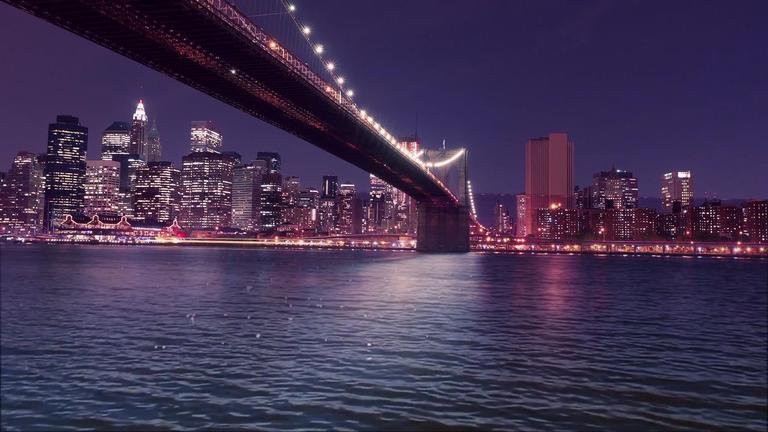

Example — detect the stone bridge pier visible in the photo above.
[416,203,470,253]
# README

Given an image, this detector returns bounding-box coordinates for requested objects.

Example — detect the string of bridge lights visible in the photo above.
[279,1,408,151]
[276,1,478,211]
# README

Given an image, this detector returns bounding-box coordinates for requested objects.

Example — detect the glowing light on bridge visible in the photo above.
[336,76,345,85]
[326,62,335,71]
[345,89,354,97]
[302,26,311,35]
[287,4,296,12]
[314,44,324,54]
[425,149,466,168]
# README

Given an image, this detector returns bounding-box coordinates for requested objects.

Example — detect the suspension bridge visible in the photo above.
[2,0,483,252]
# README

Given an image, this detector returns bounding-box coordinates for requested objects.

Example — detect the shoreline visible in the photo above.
[3,238,766,260]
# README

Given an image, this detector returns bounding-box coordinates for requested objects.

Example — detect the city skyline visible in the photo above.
[1,1,766,198]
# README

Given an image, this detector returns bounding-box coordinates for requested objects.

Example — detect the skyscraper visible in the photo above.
[592,167,638,209]
[366,174,394,233]
[232,162,266,231]
[129,100,148,160]
[190,121,222,153]
[133,162,182,224]
[318,175,339,233]
[743,200,768,243]
[256,152,281,174]
[84,160,121,216]
[259,172,283,231]
[493,202,511,234]
[0,151,44,232]
[661,171,693,213]
[111,153,145,217]
[43,115,88,229]
[515,193,528,238]
[337,182,360,235]
[523,133,574,235]
[101,121,131,160]
[146,120,162,162]
[180,151,236,229]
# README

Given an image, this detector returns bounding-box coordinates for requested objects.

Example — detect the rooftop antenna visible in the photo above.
[442,138,446,150]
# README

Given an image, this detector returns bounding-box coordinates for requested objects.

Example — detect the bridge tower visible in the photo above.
[417,148,471,252]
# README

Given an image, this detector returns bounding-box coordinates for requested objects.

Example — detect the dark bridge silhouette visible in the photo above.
[4,0,472,251]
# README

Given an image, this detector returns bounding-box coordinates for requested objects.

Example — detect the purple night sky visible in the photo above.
[0,0,766,198]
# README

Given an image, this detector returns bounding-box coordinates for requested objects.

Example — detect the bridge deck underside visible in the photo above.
[7,0,457,206]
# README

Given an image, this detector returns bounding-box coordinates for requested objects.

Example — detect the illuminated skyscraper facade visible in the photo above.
[133,162,182,224]
[0,151,44,232]
[101,121,131,160]
[146,120,162,162]
[232,162,266,231]
[743,200,768,243]
[259,172,283,231]
[661,171,693,213]
[84,160,121,216]
[256,152,281,174]
[129,100,148,160]
[190,121,222,153]
[43,115,88,229]
[337,182,360,235]
[318,175,339,234]
[180,151,236,229]
[592,167,638,209]
[524,133,574,236]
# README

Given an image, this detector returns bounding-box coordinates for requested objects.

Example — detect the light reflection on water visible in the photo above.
[1,244,766,431]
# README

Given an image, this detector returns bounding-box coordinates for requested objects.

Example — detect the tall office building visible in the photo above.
[337,182,360,235]
[523,133,574,236]
[129,100,148,160]
[318,175,339,233]
[190,121,222,153]
[0,151,44,231]
[232,162,266,231]
[84,160,121,216]
[146,120,162,162]
[101,121,131,160]
[283,176,301,205]
[494,202,511,234]
[111,153,145,216]
[180,151,236,229]
[515,193,528,237]
[366,174,393,233]
[259,172,283,230]
[256,152,281,174]
[661,171,693,213]
[43,115,88,229]
[133,162,182,224]
[592,167,638,209]
[294,188,319,232]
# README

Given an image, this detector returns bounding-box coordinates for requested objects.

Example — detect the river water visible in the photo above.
[1,244,766,430]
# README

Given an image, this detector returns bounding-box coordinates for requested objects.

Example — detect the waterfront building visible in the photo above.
[337,182,361,235]
[180,151,236,230]
[190,121,222,153]
[101,121,131,160]
[111,153,145,216]
[661,171,693,213]
[133,162,181,224]
[0,151,44,232]
[743,200,768,243]
[259,172,283,231]
[534,205,579,241]
[493,202,512,234]
[146,120,162,162]
[592,167,638,209]
[603,208,657,240]
[318,175,339,234]
[294,188,319,232]
[129,100,148,160]
[690,200,742,240]
[366,174,394,233]
[515,193,529,238]
[84,160,121,216]
[43,115,88,229]
[524,133,574,236]
[256,152,281,174]
[232,162,266,231]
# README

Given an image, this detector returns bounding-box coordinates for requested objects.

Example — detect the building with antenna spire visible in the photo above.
[129,100,148,160]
